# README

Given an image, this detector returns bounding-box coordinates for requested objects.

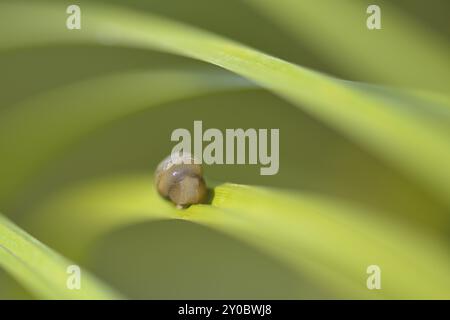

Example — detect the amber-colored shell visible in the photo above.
[155,153,207,208]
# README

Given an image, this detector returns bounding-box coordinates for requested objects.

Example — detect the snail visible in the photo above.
[155,153,207,208]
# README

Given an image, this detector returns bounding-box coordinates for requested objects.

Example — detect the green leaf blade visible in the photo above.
[0,214,122,299]
[27,175,450,299]
[1,2,448,206]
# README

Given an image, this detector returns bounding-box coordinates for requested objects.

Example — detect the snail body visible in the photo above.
[155,153,207,208]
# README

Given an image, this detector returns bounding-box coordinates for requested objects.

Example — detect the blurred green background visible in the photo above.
[0,0,449,299]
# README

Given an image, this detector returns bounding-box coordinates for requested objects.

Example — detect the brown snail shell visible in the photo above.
[155,153,207,208]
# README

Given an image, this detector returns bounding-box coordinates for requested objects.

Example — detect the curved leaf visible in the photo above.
[0,213,122,299]
[0,69,254,201]
[1,2,448,207]
[245,0,450,92]
[26,175,177,260]
[27,175,450,299]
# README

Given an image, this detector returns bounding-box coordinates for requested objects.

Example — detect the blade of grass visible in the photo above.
[189,184,450,299]
[26,175,178,260]
[0,213,122,299]
[0,69,254,202]
[1,2,448,206]
[244,0,450,92]
[26,175,450,299]
[349,83,450,137]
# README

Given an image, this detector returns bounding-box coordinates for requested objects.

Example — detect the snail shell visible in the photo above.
[155,153,207,208]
